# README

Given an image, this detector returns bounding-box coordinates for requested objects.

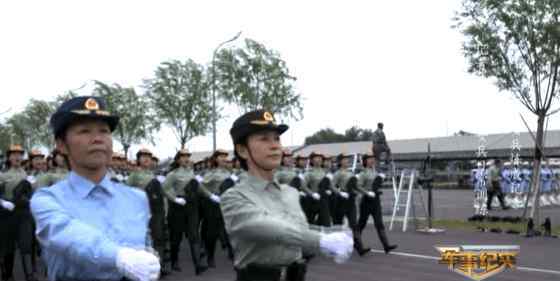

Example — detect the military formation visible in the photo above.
[0,96,400,281]
[471,159,560,213]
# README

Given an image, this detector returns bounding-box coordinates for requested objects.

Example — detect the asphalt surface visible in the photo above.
[13,189,560,281]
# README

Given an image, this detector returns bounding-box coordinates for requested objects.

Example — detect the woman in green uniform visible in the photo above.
[221,110,354,281]
[357,153,397,254]
[0,145,36,281]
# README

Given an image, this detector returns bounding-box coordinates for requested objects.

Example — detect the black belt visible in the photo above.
[236,261,306,281]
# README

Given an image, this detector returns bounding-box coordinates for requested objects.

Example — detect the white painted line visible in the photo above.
[369,249,560,275]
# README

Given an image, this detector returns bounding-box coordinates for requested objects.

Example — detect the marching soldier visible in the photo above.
[35,150,69,189]
[126,148,171,277]
[357,153,397,254]
[31,96,160,281]
[27,150,45,179]
[332,153,371,256]
[275,149,298,185]
[199,149,234,266]
[162,149,208,275]
[0,144,36,281]
[221,110,354,281]
[303,152,335,226]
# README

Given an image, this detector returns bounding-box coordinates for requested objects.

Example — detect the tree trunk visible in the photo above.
[123,144,130,160]
[180,138,186,149]
[526,114,546,224]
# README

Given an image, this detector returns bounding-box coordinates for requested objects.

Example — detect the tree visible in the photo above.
[5,99,55,151]
[92,81,158,158]
[213,38,303,121]
[144,59,212,149]
[454,0,560,221]
[304,128,346,145]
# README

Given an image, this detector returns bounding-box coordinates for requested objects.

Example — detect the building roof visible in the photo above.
[293,130,560,161]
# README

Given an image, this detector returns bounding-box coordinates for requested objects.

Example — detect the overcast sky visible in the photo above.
[1,0,558,159]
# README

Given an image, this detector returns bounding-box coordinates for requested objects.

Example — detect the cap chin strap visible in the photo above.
[247,147,275,172]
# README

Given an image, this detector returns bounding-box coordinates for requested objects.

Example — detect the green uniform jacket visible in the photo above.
[333,169,367,195]
[162,166,195,201]
[126,169,155,191]
[220,174,321,269]
[0,167,27,201]
[34,168,68,190]
[200,168,230,198]
[274,166,298,185]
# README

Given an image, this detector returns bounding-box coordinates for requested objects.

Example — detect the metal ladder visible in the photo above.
[389,169,428,232]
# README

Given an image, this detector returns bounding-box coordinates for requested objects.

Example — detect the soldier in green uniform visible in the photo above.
[221,110,354,281]
[126,148,171,277]
[199,149,234,267]
[275,149,298,185]
[0,145,37,281]
[35,149,69,189]
[162,149,208,275]
[357,153,397,254]
[332,153,371,256]
[27,150,45,179]
[304,152,336,226]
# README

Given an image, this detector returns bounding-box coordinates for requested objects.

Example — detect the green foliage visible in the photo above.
[305,126,375,145]
[213,38,303,121]
[453,0,560,114]
[144,59,212,149]
[3,99,55,151]
[92,81,157,157]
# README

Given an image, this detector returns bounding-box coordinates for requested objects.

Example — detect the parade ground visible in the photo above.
[14,190,560,281]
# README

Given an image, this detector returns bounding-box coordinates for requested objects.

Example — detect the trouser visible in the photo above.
[201,198,229,265]
[358,195,392,249]
[487,181,507,209]
[168,199,187,267]
[235,260,307,281]
[150,210,169,271]
[333,195,357,229]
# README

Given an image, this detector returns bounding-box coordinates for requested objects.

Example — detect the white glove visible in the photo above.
[339,191,349,199]
[174,198,186,206]
[326,190,332,195]
[195,175,204,183]
[229,174,239,182]
[299,191,306,197]
[319,232,354,264]
[117,174,124,182]
[311,193,320,200]
[326,173,334,180]
[367,191,376,198]
[298,173,305,180]
[156,175,166,183]
[0,200,15,211]
[210,194,221,203]
[378,173,386,179]
[116,247,160,281]
[26,175,36,184]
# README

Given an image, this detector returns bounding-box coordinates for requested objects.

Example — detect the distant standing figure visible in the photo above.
[372,123,391,164]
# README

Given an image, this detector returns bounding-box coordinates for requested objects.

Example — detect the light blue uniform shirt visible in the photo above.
[31,171,151,281]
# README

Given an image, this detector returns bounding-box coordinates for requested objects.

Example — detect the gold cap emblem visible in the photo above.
[263,112,274,122]
[85,98,99,110]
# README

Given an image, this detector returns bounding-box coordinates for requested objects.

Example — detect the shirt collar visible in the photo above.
[69,171,115,199]
[246,173,282,191]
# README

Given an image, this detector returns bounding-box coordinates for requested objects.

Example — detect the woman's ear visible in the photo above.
[235,144,249,161]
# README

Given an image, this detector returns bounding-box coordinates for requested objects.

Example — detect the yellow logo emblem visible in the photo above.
[436,245,519,281]
[85,98,100,110]
[263,112,274,122]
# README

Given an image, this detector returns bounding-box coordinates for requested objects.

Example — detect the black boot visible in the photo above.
[156,246,171,277]
[188,241,208,276]
[2,253,15,281]
[377,229,397,254]
[21,254,38,281]
[353,230,371,257]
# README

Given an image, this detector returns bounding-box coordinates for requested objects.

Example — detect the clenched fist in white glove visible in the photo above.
[311,193,320,200]
[325,173,334,180]
[319,232,354,264]
[229,174,239,182]
[195,175,204,183]
[156,175,166,183]
[210,194,221,204]
[366,191,376,198]
[326,190,332,196]
[174,198,186,206]
[339,191,349,199]
[26,175,36,184]
[299,191,306,197]
[0,200,15,211]
[116,247,160,281]
[297,173,305,180]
